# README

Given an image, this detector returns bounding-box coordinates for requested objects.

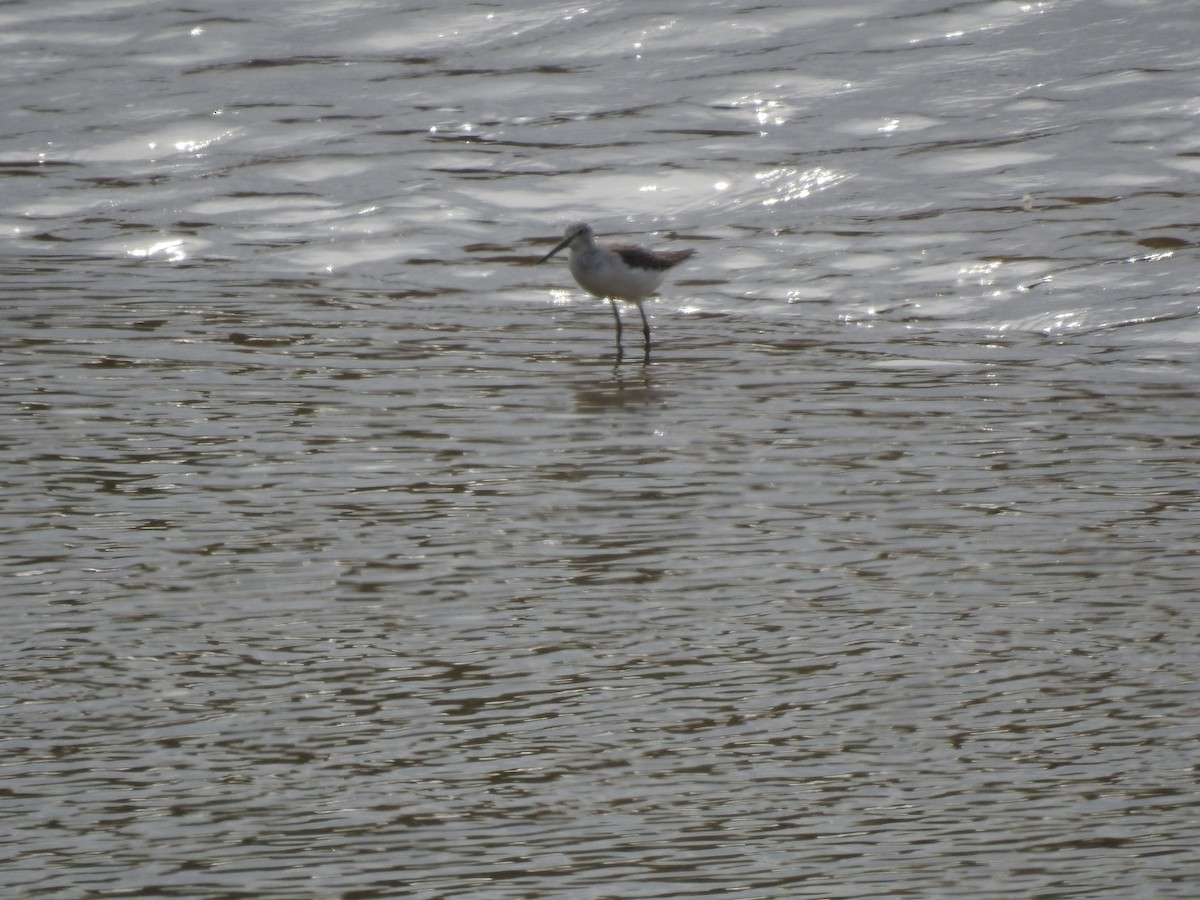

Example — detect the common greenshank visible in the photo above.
[537,221,695,356]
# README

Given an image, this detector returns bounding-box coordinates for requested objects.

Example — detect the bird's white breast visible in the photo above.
[568,247,666,301]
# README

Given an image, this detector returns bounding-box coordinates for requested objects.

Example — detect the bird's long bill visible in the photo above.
[537,236,572,264]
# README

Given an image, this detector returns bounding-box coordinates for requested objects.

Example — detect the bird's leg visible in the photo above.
[609,298,623,349]
[634,299,652,348]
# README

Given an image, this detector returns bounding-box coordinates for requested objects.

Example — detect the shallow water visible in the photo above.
[4,0,1200,897]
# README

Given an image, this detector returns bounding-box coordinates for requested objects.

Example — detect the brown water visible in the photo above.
[4,0,1200,897]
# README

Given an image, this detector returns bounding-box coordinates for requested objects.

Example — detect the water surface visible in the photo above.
[4,0,1200,896]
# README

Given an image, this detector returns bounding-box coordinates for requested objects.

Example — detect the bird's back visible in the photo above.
[611,245,695,272]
